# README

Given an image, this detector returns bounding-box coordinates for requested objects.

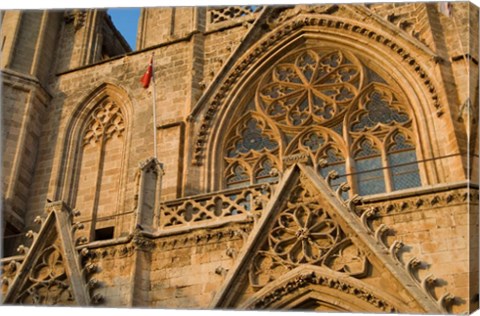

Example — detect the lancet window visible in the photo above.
[74,99,126,240]
[222,47,422,197]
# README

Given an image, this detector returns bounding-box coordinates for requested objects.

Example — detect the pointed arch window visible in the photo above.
[221,46,424,197]
[224,114,280,188]
[75,99,126,241]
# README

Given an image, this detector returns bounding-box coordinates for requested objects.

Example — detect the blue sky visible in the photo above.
[108,8,141,50]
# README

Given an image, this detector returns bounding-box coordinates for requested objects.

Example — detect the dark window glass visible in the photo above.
[356,156,386,196]
[388,150,421,191]
[388,133,421,191]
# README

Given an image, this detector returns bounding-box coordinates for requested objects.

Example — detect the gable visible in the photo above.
[210,164,447,313]
[2,201,94,306]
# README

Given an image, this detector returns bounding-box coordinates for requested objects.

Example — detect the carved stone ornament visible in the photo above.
[266,4,340,29]
[1,260,22,297]
[211,165,448,314]
[208,6,262,25]
[248,175,368,288]
[355,188,479,217]
[194,12,442,165]
[132,231,156,251]
[160,183,273,229]
[15,243,75,305]
[64,10,87,31]
[249,270,397,312]
[83,100,125,146]
[3,201,98,306]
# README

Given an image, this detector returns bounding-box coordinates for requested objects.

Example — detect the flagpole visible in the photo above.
[151,53,158,159]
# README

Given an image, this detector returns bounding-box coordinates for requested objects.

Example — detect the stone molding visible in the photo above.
[356,187,479,216]
[247,269,398,312]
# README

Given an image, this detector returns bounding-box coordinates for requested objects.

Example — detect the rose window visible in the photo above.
[257,49,361,128]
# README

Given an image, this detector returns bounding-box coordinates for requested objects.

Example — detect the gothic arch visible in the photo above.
[240,265,413,312]
[55,82,133,240]
[205,17,443,195]
[197,10,460,194]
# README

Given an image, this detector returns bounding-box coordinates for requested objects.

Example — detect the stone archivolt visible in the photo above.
[247,268,399,312]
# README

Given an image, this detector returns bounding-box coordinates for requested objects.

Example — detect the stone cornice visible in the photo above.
[77,222,252,259]
[356,186,478,216]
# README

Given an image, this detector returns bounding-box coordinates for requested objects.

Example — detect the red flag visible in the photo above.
[140,56,153,88]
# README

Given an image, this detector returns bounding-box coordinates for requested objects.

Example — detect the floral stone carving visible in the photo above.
[249,177,368,288]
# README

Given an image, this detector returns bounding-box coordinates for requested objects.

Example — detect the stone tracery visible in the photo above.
[248,175,368,289]
[16,243,75,305]
[223,46,422,197]
[257,49,361,128]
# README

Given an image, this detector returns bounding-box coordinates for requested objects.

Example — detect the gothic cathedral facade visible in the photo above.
[1,3,479,314]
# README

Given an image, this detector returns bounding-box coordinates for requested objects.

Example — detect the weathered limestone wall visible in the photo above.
[362,185,479,313]
[83,242,137,307]
[149,225,247,308]
[202,25,249,88]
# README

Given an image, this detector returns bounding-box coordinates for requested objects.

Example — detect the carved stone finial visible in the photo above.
[17,245,29,254]
[389,240,404,263]
[80,248,91,257]
[405,256,422,283]
[84,263,97,274]
[345,194,362,212]
[438,292,455,313]
[360,207,378,232]
[421,274,437,297]
[215,266,228,276]
[90,293,104,305]
[335,182,350,200]
[325,170,339,187]
[71,222,85,234]
[76,237,88,245]
[374,224,389,247]
[25,230,37,240]
[87,278,99,290]
[33,216,44,226]
[226,248,237,258]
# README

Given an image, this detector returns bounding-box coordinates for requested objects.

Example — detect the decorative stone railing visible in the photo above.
[206,6,263,30]
[159,183,274,229]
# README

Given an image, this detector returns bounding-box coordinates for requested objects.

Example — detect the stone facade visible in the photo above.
[0,3,479,314]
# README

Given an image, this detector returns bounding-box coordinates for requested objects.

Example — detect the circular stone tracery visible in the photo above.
[256,49,362,129]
